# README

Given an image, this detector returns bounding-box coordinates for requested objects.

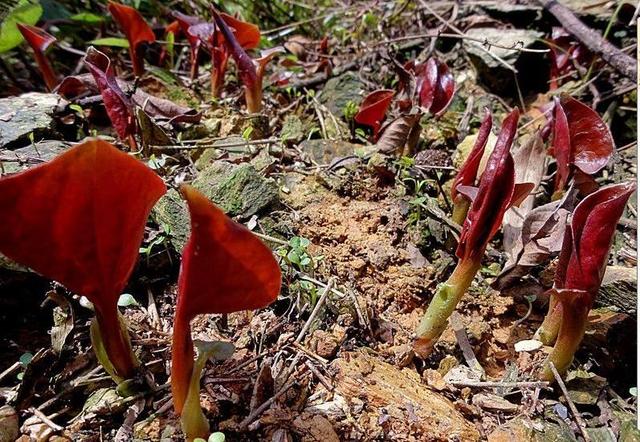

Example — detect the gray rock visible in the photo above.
[597,265,637,316]
[154,161,279,251]
[299,139,360,165]
[463,28,545,97]
[1,140,69,175]
[0,93,66,149]
[318,72,365,115]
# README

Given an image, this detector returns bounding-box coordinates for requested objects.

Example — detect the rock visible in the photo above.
[0,406,19,442]
[481,4,542,27]
[1,140,69,175]
[309,329,341,359]
[463,28,546,98]
[292,413,340,442]
[488,416,576,442]
[330,351,480,440]
[318,72,364,115]
[0,93,66,149]
[299,139,360,165]
[597,265,637,316]
[154,161,279,251]
[472,393,518,413]
[281,114,308,144]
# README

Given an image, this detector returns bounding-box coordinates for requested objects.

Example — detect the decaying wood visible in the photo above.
[536,0,637,81]
[330,351,480,440]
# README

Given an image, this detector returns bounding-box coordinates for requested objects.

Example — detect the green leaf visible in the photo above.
[209,433,226,442]
[0,0,44,53]
[89,37,129,48]
[19,352,33,366]
[117,293,139,307]
[70,12,105,24]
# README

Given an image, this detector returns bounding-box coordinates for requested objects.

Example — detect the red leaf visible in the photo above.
[457,109,520,262]
[560,182,635,300]
[560,94,614,175]
[451,109,492,202]
[171,185,281,413]
[108,1,155,76]
[0,138,166,376]
[412,57,455,116]
[16,24,58,91]
[552,97,571,192]
[219,12,260,49]
[354,89,395,138]
[83,47,136,141]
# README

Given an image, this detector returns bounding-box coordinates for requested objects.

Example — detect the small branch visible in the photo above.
[548,362,592,442]
[450,312,485,376]
[29,407,63,432]
[237,381,296,429]
[375,32,550,53]
[537,0,637,81]
[151,138,280,151]
[296,278,335,343]
[450,380,551,389]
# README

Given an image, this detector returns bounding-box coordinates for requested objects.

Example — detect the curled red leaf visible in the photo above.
[108,1,156,76]
[218,12,260,49]
[411,57,455,116]
[83,47,136,141]
[16,24,58,91]
[451,109,492,202]
[171,185,280,414]
[0,138,166,377]
[354,89,395,139]
[457,109,520,263]
[552,94,614,192]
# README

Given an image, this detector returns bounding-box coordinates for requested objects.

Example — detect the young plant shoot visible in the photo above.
[354,89,395,139]
[108,1,156,76]
[16,24,58,91]
[406,57,456,116]
[414,109,533,358]
[84,46,137,149]
[551,94,614,197]
[212,9,282,113]
[0,139,166,386]
[536,182,635,380]
[450,109,492,225]
[171,186,281,441]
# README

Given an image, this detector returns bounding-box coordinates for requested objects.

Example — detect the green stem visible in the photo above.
[91,306,139,383]
[536,291,562,345]
[540,298,589,381]
[451,197,470,227]
[414,258,481,358]
[180,352,210,441]
[171,313,195,415]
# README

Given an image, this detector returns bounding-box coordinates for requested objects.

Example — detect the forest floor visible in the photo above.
[0,0,638,441]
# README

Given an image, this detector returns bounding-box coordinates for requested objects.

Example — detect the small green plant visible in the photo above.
[278,236,314,273]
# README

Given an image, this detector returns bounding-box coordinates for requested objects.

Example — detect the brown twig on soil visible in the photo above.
[304,360,334,392]
[114,399,145,442]
[151,138,280,151]
[237,380,297,430]
[450,380,551,390]
[296,278,335,343]
[375,32,550,53]
[536,0,637,81]
[0,361,21,383]
[28,407,63,432]
[450,312,485,376]
[548,361,592,442]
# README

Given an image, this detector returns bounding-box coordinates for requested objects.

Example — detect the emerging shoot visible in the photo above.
[108,1,156,76]
[16,24,58,91]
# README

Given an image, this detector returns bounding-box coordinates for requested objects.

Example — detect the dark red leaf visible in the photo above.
[83,47,136,141]
[451,109,492,202]
[560,94,614,175]
[354,89,395,138]
[560,182,635,300]
[0,138,166,377]
[219,12,260,49]
[108,1,156,76]
[412,57,455,116]
[457,109,520,262]
[171,185,281,414]
[16,24,58,91]
[552,97,571,192]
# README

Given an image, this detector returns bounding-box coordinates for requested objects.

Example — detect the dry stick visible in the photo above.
[114,399,145,442]
[450,380,551,389]
[296,278,335,343]
[237,381,296,429]
[29,407,63,432]
[376,31,550,53]
[420,1,517,73]
[450,312,485,376]
[151,138,280,151]
[304,360,334,392]
[537,0,637,81]
[0,361,21,383]
[291,341,329,365]
[548,362,592,442]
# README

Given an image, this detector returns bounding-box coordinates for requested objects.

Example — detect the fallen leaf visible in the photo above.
[375,112,422,155]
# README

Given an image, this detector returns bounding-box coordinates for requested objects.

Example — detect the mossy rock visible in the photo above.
[318,72,365,115]
[153,162,279,251]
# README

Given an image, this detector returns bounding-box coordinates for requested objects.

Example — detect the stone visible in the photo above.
[462,28,546,97]
[299,139,360,165]
[318,72,365,115]
[154,161,279,251]
[1,140,68,175]
[488,416,576,442]
[0,406,19,442]
[597,265,637,316]
[0,93,65,149]
[281,114,308,144]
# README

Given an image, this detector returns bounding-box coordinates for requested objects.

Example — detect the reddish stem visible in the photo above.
[171,312,195,415]
[94,304,138,380]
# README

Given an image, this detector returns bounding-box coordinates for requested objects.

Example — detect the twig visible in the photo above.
[237,381,296,429]
[114,399,145,442]
[450,380,551,389]
[375,32,550,53]
[0,361,21,383]
[548,362,592,442]
[151,138,280,151]
[29,407,63,432]
[537,0,637,81]
[450,312,485,376]
[304,360,334,392]
[291,341,329,365]
[296,278,335,343]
